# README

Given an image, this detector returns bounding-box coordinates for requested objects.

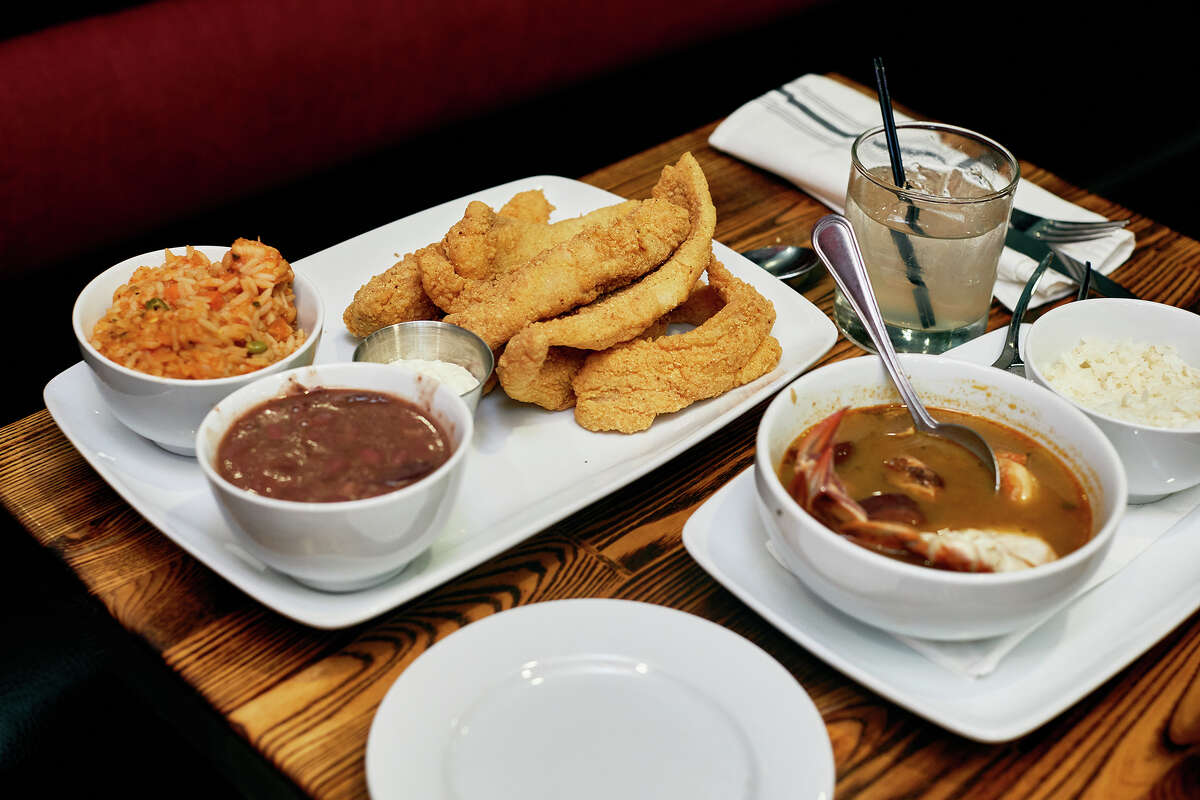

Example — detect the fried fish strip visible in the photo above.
[528,154,714,349]
[494,313,680,412]
[342,190,556,338]
[423,200,643,310]
[496,153,717,409]
[735,334,783,384]
[496,276,711,411]
[342,246,442,338]
[442,198,690,351]
[498,189,554,224]
[498,346,588,411]
[440,201,546,281]
[571,259,779,433]
[663,280,722,325]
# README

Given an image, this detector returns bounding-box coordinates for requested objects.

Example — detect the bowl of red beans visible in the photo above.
[194,362,473,592]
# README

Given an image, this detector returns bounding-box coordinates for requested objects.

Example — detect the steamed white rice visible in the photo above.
[1042,337,1200,429]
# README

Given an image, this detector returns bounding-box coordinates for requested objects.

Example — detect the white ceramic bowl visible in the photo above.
[754,354,1127,641]
[72,245,324,455]
[1025,298,1200,504]
[195,362,473,592]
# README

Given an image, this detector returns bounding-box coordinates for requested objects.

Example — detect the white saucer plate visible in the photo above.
[365,599,834,800]
[682,327,1200,741]
[45,175,836,628]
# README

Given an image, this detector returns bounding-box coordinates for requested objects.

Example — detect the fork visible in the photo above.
[992,253,1054,377]
[1010,208,1130,243]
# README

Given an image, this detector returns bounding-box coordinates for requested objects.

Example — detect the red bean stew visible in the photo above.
[216,387,452,502]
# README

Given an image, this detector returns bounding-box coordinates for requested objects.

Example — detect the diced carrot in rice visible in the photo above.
[267,318,292,340]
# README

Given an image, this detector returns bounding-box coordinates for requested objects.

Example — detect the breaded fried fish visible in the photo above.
[423,199,643,310]
[572,259,780,433]
[497,189,554,224]
[342,247,442,338]
[442,199,689,351]
[496,152,717,409]
[342,190,557,338]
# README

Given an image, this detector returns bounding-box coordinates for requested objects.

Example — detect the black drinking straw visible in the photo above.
[872,57,936,329]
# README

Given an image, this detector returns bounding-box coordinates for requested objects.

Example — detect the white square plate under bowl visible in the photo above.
[365,599,835,800]
[682,327,1200,742]
[46,175,837,629]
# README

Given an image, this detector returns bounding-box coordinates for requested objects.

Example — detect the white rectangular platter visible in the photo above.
[45,175,837,629]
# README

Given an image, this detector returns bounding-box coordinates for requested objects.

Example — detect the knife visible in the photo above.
[1004,227,1136,299]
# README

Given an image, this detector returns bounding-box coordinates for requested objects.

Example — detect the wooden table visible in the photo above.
[6,113,1200,799]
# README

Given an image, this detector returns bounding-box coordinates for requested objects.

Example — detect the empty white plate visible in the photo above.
[365,599,833,799]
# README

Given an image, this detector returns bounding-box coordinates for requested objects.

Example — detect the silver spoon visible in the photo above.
[741,245,824,292]
[811,214,1001,492]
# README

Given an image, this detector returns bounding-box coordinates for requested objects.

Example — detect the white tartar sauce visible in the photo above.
[389,357,478,394]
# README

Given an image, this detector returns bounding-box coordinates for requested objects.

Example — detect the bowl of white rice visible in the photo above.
[1025,298,1200,503]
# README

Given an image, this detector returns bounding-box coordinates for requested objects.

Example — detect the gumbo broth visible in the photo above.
[779,404,1093,569]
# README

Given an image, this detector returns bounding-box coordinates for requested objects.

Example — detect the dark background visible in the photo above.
[3,3,1196,797]
[4,7,1195,427]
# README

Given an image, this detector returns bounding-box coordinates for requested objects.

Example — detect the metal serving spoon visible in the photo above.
[741,245,824,292]
[810,214,1001,492]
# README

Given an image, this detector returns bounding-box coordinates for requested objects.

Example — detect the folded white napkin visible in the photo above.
[709,74,1134,310]
[765,484,1200,678]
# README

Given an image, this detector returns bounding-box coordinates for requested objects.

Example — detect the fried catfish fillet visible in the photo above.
[342,190,557,338]
[422,199,643,310]
[571,259,780,433]
[497,189,554,223]
[441,198,690,351]
[495,153,716,409]
[342,247,443,338]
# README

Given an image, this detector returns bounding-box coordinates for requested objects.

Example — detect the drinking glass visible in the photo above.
[835,122,1019,354]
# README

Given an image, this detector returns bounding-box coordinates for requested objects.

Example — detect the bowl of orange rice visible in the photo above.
[72,239,324,455]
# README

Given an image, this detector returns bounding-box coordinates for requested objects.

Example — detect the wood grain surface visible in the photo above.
[5,79,1200,799]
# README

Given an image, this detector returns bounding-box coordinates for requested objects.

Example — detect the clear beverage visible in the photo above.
[835,124,1018,354]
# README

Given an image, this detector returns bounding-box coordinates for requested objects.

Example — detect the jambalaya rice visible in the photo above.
[90,239,306,379]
